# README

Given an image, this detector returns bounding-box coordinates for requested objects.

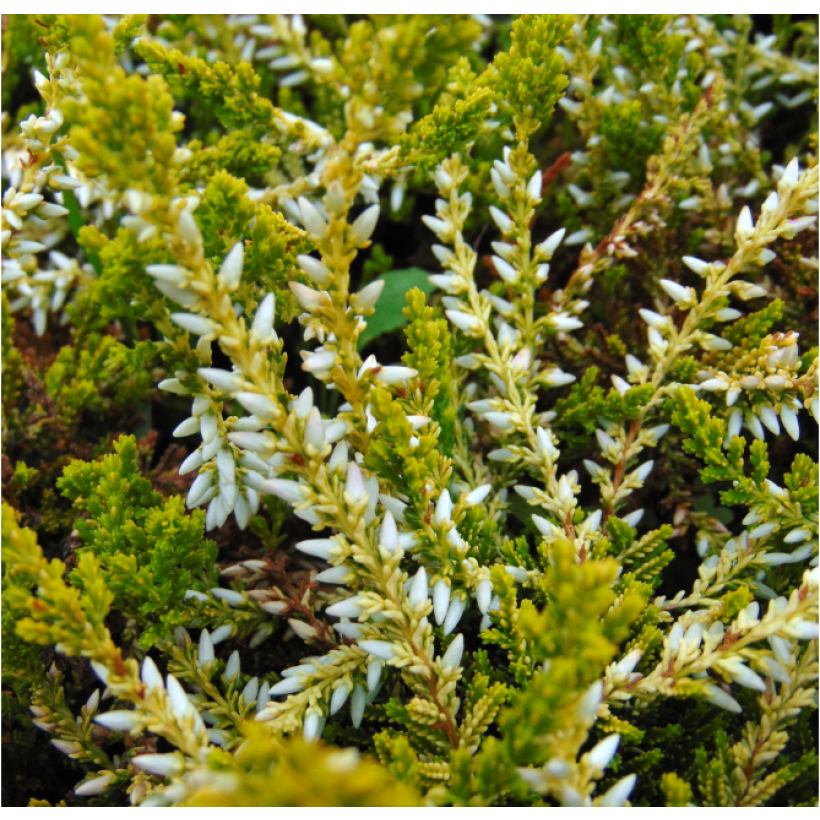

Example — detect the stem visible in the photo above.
[602,417,641,528]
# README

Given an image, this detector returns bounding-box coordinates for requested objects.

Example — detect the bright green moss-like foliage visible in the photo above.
[1,12,818,808]
[58,436,219,648]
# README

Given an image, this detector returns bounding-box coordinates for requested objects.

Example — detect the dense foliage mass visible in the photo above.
[1,13,818,807]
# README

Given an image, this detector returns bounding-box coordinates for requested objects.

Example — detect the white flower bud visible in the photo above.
[617,507,642,530]
[441,633,464,671]
[297,538,337,560]
[432,578,451,624]
[352,279,384,311]
[261,478,306,504]
[492,255,519,284]
[297,254,331,286]
[174,416,200,438]
[586,734,620,770]
[198,367,243,392]
[489,206,513,234]
[599,774,637,807]
[780,405,800,441]
[350,685,367,728]
[490,168,510,200]
[779,157,799,192]
[358,640,396,661]
[289,620,318,641]
[505,565,528,583]
[476,579,492,614]
[576,680,603,723]
[270,676,306,697]
[372,511,399,557]
[408,567,429,608]
[749,521,777,540]
[639,309,671,331]
[94,710,143,732]
[217,242,244,290]
[660,279,694,305]
[375,365,417,385]
[350,204,380,245]
[75,775,114,796]
[442,594,466,636]
[329,683,350,715]
[297,196,328,239]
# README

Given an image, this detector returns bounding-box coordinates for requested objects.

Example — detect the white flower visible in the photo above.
[638,309,671,332]
[408,567,429,608]
[660,278,695,305]
[719,658,766,692]
[374,511,398,555]
[549,313,583,331]
[251,293,276,340]
[375,366,417,385]
[297,254,331,286]
[289,281,329,312]
[465,484,492,506]
[422,215,449,238]
[210,588,244,606]
[543,369,575,387]
[576,680,603,723]
[446,309,483,334]
[75,775,114,796]
[505,565,528,583]
[198,367,243,392]
[132,753,184,778]
[489,205,513,234]
[302,348,337,374]
[297,196,328,239]
[490,168,510,199]
[442,595,466,636]
[598,774,637,807]
[353,279,385,310]
[476,579,492,614]
[586,734,620,770]
[758,405,780,435]
[749,521,777,540]
[526,170,542,200]
[492,255,519,283]
[289,619,318,641]
[700,378,728,392]
[432,578,451,624]
[441,633,464,671]
[621,509,644,528]
[350,685,367,728]
[432,489,452,526]
[296,538,337,560]
[260,478,306,504]
[345,462,367,502]
[269,676,306,697]
[358,640,396,661]
[94,710,143,732]
[704,683,742,713]
[780,405,800,440]
[778,157,799,192]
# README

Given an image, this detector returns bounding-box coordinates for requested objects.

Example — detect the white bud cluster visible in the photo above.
[2,251,90,336]
[693,331,814,445]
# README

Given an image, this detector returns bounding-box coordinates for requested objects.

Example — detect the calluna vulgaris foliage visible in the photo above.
[1,12,819,808]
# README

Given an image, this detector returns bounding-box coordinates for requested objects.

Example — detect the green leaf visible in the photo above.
[358,269,435,349]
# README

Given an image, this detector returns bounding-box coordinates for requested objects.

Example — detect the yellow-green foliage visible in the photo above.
[181,729,421,807]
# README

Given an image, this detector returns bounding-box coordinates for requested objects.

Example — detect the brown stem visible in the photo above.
[423,666,460,749]
[602,417,642,530]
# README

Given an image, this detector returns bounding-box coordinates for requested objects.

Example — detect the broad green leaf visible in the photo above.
[357,268,435,350]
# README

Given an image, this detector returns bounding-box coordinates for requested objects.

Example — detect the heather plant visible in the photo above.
[1,13,818,808]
